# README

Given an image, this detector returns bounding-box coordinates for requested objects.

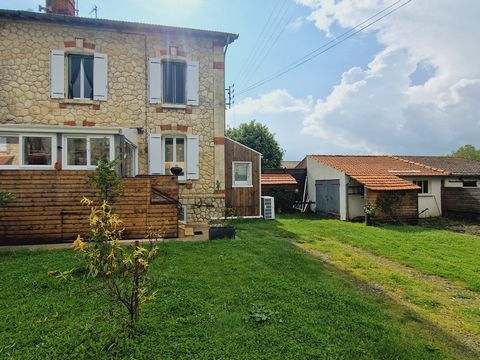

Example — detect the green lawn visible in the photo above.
[279,214,480,291]
[0,219,470,359]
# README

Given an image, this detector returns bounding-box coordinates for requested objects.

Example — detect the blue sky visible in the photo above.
[2,0,479,160]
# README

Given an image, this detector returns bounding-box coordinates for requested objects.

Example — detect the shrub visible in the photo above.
[0,190,15,207]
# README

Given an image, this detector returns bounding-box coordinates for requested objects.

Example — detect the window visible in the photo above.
[233,161,252,187]
[462,180,477,187]
[0,134,55,168]
[123,140,137,178]
[162,60,186,104]
[413,180,429,194]
[163,136,186,179]
[63,135,113,169]
[68,54,94,99]
[349,185,364,195]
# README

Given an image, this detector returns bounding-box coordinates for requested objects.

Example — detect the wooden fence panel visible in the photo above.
[0,170,178,245]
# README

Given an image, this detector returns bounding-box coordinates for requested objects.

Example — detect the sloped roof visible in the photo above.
[281,161,300,169]
[0,9,238,45]
[308,155,447,191]
[261,173,297,186]
[397,156,480,176]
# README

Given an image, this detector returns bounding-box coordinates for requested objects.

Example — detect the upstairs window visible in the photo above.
[68,54,94,100]
[413,180,429,194]
[162,60,186,104]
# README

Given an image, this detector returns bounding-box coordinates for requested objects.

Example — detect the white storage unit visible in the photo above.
[261,196,275,220]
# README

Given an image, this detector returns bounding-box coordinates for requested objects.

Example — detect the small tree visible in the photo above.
[86,159,123,203]
[226,120,285,169]
[71,198,160,325]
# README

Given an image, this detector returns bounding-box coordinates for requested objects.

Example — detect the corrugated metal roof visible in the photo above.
[308,155,447,191]
[0,9,238,44]
[261,173,297,185]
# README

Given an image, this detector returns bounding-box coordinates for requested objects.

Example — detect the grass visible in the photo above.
[0,219,471,359]
[279,214,480,291]
[277,214,480,352]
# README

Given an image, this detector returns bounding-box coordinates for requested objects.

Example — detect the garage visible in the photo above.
[315,179,340,215]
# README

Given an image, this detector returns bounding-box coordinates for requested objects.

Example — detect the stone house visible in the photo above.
[0,2,261,243]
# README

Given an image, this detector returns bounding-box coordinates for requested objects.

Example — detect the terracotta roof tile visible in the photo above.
[308,155,447,191]
[261,173,298,185]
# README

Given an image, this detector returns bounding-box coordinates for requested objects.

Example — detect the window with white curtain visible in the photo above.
[232,161,252,187]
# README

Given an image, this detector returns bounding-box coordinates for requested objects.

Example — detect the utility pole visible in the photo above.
[225,84,234,110]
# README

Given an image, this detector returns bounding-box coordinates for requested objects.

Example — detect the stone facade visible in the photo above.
[0,16,233,224]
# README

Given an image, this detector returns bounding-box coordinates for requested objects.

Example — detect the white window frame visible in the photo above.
[62,134,115,170]
[162,60,187,105]
[0,133,57,170]
[124,139,138,177]
[68,54,94,101]
[232,161,252,187]
[413,179,430,194]
[162,135,187,181]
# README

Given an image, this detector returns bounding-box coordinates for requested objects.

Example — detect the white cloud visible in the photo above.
[228,89,313,117]
[287,16,305,32]
[294,0,480,154]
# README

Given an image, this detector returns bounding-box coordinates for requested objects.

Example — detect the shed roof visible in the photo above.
[308,155,447,191]
[261,173,297,186]
[0,9,238,45]
[396,156,480,176]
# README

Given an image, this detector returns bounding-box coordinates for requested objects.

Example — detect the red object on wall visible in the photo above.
[46,0,76,16]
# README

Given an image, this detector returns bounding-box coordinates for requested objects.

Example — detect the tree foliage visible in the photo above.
[226,120,284,169]
[452,144,480,161]
[0,190,15,207]
[87,159,123,203]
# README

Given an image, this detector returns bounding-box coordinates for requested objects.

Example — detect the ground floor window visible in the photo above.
[123,140,137,177]
[164,136,186,179]
[0,134,55,168]
[413,180,429,194]
[232,161,252,187]
[63,135,114,169]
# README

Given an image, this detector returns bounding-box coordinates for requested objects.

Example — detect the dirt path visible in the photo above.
[294,240,480,354]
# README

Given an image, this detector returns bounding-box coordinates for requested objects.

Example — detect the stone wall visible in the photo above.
[0,18,227,224]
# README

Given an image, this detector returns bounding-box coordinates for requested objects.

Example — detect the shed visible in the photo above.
[224,137,261,217]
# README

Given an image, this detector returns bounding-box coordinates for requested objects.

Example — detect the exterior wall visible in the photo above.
[444,177,480,188]
[0,170,179,245]
[0,18,228,224]
[366,190,419,224]
[306,157,348,220]
[442,187,480,219]
[224,138,261,217]
[403,177,442,218]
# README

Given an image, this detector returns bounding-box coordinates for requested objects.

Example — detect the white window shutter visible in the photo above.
[50,50,65,99]
[148,134,163,175]
[93,53,108,101]
[186,60,199,106]
[186,135,199,180]
[148,58,162,104]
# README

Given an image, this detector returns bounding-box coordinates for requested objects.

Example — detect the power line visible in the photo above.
[236,0,291,88]
[241,1,297,87]
[236,0,412,97]
[234,0,285,86]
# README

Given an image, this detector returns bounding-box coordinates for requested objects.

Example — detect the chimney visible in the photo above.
[45,0,76,16]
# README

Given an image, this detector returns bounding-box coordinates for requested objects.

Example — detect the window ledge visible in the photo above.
[232,184,253,188]
[159,103,187,110]
[63,99,100,105]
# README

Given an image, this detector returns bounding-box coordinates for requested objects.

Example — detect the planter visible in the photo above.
[209,226,236,240]
[170,166,183,176]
